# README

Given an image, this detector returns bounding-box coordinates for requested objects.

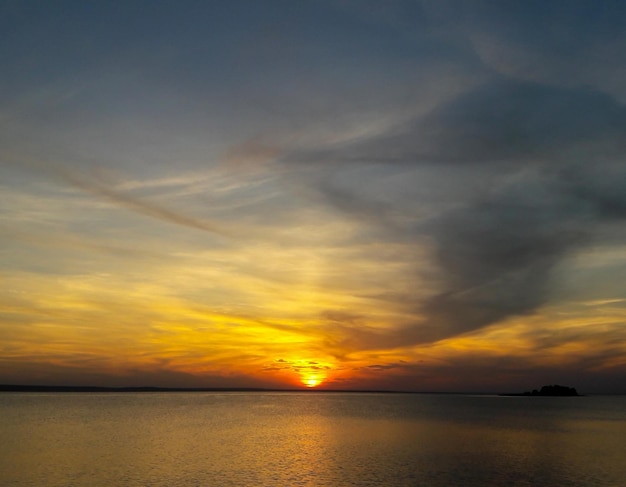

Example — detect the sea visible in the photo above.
[1,392,624,486]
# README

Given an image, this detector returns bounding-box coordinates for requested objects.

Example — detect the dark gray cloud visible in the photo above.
[301,79,626,345]
[412,188,586,342]
[454,0,626,97]
[416,81,626,164]
[298,80,626,167]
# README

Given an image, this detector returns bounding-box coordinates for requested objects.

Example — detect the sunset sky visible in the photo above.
[2,0,626,393]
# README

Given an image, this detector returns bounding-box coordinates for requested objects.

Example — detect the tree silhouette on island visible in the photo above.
[502,384,581,396]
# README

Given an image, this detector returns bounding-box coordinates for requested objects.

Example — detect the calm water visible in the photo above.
[1,392,625,486]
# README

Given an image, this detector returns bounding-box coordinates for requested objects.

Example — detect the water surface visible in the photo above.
[1,392,624,486]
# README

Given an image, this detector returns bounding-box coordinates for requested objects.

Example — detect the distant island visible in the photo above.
[501,384,581,397]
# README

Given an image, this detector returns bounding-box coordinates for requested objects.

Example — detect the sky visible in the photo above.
[1,0,626,393]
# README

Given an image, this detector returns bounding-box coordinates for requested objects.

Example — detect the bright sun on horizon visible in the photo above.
[303,377,322,388]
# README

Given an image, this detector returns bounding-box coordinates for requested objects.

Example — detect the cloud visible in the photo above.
[56,166,232,237]
[412,189,586,342]
[299,79,626,167]
[457,0,626,99]
[0,358,286,389]
[295,79,626,347]
[361,362,406,372]
[220,138,283,170]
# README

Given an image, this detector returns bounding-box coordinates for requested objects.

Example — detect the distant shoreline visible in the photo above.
[2,384,622,395]
[0,384,417,394]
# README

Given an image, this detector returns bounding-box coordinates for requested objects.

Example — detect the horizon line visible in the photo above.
[1,384,619,395]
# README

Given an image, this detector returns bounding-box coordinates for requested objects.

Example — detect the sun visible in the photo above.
[271,358,331,388]
[303,376,322,388]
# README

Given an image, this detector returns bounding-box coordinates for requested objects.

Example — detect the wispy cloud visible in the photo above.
[56,166,232,236]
